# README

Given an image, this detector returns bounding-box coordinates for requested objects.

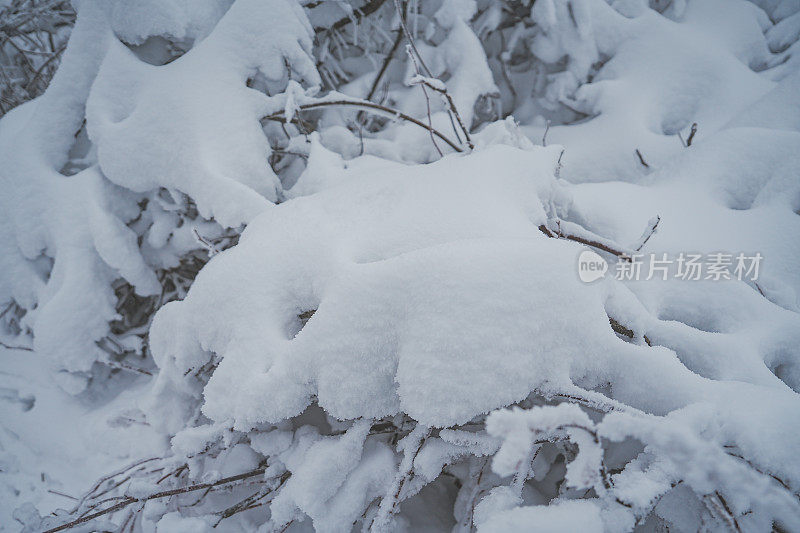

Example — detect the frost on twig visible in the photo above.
[369,424,430,531]
[407,47,443,156]
[631,215,661,251]
[538,218,635,260]
[42,462,281,533]
[393,0,474,150]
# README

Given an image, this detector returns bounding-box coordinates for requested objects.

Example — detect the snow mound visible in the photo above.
[88,0,320,227]
[150,145,614,430]
[0,0,319,383]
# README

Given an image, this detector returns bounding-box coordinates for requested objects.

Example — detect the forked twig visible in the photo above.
[391,0,473,149]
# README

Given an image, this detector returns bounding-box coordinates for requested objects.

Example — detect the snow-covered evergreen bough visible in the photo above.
[2,0,800,531]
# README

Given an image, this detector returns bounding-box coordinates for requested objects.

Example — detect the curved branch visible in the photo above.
[263,100,464,153]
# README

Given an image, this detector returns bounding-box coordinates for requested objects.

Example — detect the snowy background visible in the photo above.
[1,0,800,531]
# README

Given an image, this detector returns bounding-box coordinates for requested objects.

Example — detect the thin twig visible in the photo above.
[0,340,32,351]
[365,28,403,102]
[635,148,649,168]
[48,490,78,501]
[263,99,463,153]
[391,0,432,77]
[538,219,633,260]
[44,467,272,533]
[407,47,442,156]
[391,0,472,149]
[633,215,661,252]
[410,76,474,149]
[686,122,698,146]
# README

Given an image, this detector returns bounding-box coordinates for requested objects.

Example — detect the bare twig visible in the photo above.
[193,228,220,257]
[686,122,698,146]
[213,471,290,527]
[102,358,152,376]
[365,28,403,102]
[754,282,766,297]
[555,149,564,178]
[410,75,474,150]
[68,457,160,516]
[407,47,442,156]
[635,148,649,168]
[45,466,273,533]
[48,490,78,501]
[538,219,633,260]
[263,99,463,153]
[704,492,742,533]
[0,340,32,351]
[391,0,473,149]
[391,0,432,77]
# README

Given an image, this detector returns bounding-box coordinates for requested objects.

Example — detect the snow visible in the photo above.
[2,0,800,530]
[106,0,233,45]
[0,346,164,529]
[148,144,607,430]
[156,512,214,532]
[87,0,321,227]
[477,499,604,533]
[269,420,397,532]
[524,0,777,184]
[0,1,146,379]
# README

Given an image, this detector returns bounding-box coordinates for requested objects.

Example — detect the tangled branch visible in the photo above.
[43,466,274,533]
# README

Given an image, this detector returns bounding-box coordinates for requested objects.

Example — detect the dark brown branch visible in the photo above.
[542,120,550,146]
[0,340,32,351]
[609,316,652,346]
[44,467,272,533]
[213,471,290,526]
[635,148,649,168]
[263,100,463,153]
[538,223,632,260]
[365,28,403,102]
[411,77,474,150]
[686,122,698,146]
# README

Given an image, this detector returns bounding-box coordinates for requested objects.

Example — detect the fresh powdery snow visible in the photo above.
[1,0,800,532]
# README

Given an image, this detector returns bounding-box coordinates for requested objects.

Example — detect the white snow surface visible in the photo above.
[2,0,800,530]
[149,144,586,431]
